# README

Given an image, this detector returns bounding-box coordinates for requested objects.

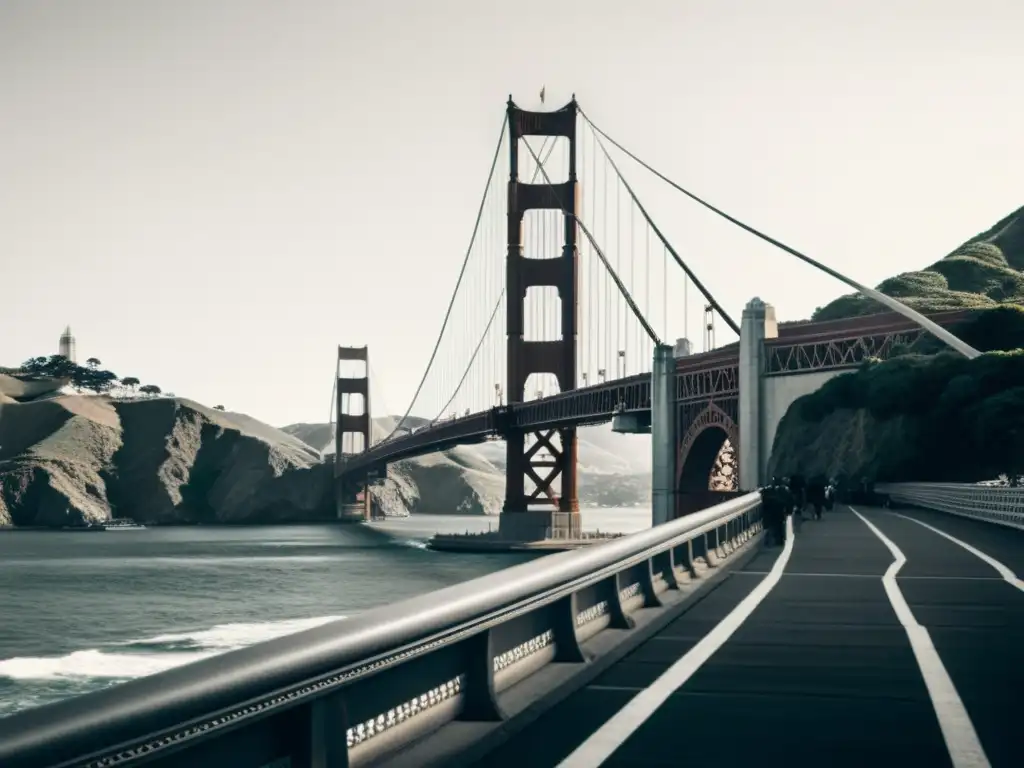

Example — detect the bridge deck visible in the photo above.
[467,506,1023,768]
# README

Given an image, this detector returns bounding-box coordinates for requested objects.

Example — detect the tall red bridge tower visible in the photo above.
[500,97,580,541]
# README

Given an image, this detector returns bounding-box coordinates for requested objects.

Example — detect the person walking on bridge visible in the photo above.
[761,478,792,547]
[807,474,828,521]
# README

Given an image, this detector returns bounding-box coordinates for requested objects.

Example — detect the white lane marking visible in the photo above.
[556,516,795,768]
[891,512,1024,593]
[850,507,990,768]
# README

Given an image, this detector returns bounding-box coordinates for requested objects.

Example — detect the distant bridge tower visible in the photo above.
[335,345,372,522]
[501,96,580,541]
[58,325,76,363]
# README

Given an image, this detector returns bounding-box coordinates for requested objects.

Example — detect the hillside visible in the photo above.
[770,205,1024,484]
[0,396,332,527]
[769,350,1024,484]
[812,205,1024,321]
[281,420,653,514]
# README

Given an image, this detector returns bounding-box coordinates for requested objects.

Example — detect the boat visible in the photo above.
[103,518,147,530]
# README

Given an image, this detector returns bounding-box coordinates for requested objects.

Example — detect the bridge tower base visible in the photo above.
[498,97,581,542]
[335,345,372,523]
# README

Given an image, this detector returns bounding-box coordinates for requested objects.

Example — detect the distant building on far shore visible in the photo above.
[58,325,76,363]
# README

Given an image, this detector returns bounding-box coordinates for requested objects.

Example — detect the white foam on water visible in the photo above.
[129,614,347,651]
[0,614,346,682]
[398,539,429,550]
[0,649,218,681]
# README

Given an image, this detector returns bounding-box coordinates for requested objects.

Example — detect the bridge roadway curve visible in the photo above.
[462,505,1023,768]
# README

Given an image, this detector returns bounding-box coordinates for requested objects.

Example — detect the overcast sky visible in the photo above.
[1,0,1021,427]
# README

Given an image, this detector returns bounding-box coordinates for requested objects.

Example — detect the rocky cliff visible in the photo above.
[769,350,1024,484]
[0,396,333,527]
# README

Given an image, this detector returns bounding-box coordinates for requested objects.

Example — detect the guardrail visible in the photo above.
[0,494,764,768]
[877,482,1024,531]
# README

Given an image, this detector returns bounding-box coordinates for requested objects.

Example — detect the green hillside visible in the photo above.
[769,204,1024,484]
[812,205,1024,321]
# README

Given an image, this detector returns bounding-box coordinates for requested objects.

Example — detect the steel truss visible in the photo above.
[765,328,921,375]
[520,429,568,506]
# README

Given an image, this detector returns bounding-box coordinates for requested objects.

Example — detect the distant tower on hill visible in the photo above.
[58,325,76,363]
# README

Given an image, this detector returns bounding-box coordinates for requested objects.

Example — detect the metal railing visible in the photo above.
[877,482,1024,530]
[0,494,764,768]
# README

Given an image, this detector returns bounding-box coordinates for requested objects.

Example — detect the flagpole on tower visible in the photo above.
[539,85,545,105]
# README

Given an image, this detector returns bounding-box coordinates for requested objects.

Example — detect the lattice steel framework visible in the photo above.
[765,328,923,375]
[675,361,740,494]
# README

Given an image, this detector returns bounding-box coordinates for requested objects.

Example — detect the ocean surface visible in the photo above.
[0,506,649,719]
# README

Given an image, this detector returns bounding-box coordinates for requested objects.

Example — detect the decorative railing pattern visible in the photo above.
[877,482,1024,530]
[0,495,764,768]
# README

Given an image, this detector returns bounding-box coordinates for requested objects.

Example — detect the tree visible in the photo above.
[21,354,118,394]
[214,405,226,411]
[121,377,140,391]
[139,384,162,396]
[86,358,101,369]
[80,368,119,394]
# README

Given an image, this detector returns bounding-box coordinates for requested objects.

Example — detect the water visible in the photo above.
[0,506,649,718]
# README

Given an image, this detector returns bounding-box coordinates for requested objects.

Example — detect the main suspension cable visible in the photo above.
[579,107,739,336]
[582,111,867,310]
[431,137,560,421]
[380,115,509,443]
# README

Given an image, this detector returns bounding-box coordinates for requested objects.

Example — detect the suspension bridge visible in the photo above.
[1,95,1019,768]
[330,95,976,542]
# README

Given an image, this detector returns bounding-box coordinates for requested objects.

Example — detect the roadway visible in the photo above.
[466,505,1023,768]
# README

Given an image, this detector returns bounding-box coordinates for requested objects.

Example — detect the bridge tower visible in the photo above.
[335,345,372,522]
[500,97,580,541]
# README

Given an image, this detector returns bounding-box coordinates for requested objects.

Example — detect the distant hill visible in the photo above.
[813,205,1024,321]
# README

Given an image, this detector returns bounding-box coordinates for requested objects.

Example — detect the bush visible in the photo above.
[876,270,947,297]
[948,242,1007,267]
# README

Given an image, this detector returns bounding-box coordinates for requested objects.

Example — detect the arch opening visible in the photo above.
[676,404,741,518]
[679,427,730,493]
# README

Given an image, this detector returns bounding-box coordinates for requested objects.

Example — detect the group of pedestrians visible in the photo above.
[761,473,835,547]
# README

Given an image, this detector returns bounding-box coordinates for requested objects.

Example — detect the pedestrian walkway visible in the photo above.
[467,506,1024,768]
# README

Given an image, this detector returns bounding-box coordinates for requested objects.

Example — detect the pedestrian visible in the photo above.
[807,475,827,520]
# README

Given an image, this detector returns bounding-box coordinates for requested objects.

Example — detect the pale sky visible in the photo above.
[1,0,1021,427]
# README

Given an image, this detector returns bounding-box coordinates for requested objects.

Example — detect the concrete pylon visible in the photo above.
[651,344,677,526]
[738,298,777,490]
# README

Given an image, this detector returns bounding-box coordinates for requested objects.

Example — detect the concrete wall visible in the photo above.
[762,369,847,465]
